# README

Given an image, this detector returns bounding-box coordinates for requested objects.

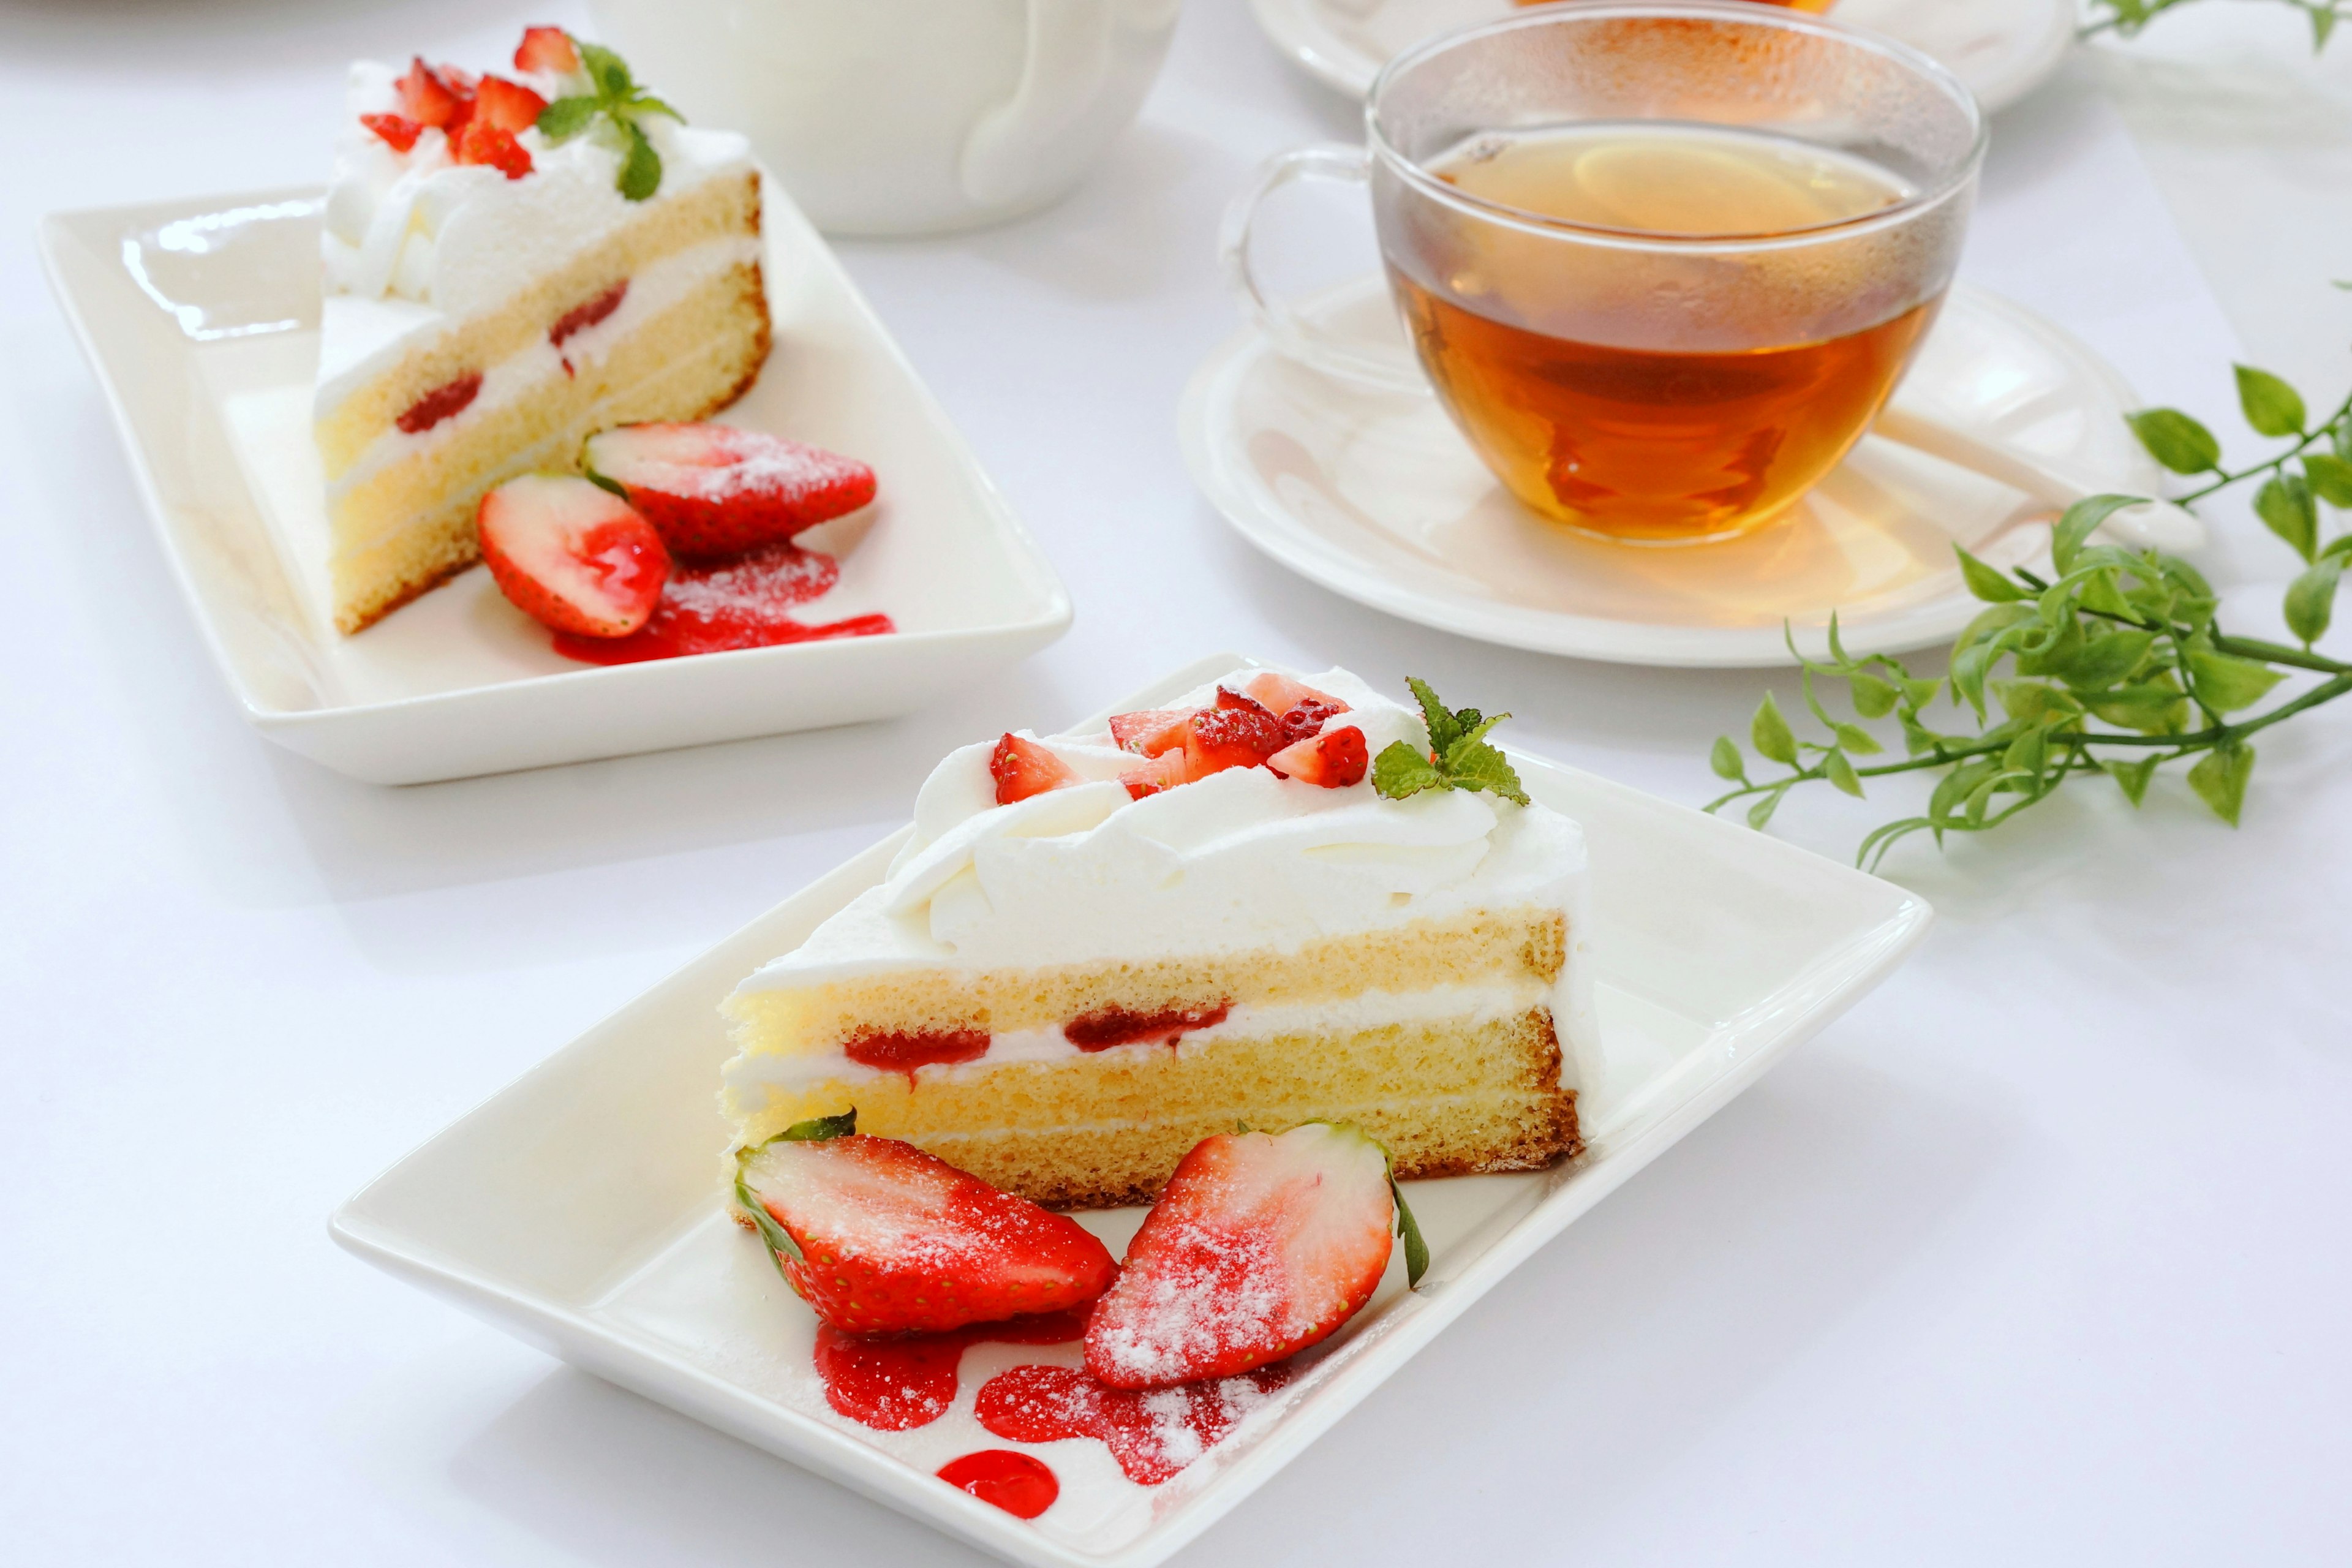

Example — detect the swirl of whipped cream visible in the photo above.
[741,668,1590,982]
[320,61,752,317]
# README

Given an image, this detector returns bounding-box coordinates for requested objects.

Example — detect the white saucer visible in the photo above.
[41,180,1070,784]
[1178,280,2162,668]
[1250,0,2076,115]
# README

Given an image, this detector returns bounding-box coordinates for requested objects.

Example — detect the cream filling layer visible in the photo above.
[722,981,1556,1101]
[323,233,760,511]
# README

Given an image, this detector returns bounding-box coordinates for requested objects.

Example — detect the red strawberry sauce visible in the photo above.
[937,1450,1059,1519]
[396,371,482,434]
[1064,1003,1231,1052]
[974,1363,1292,1485]
[552,542,894,665]
[842,1027,990,1076]
[550,281,628,350]
[815,1309,1090,1431]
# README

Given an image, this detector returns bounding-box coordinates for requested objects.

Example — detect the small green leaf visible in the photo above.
[2103,755,2160,807]
[1406,677,1463,755]
[624,92,685,123]
[2185,648,2286,714]
[2125,409,2222,475]
[1994,680,2083,725]
[1751,692,1797,765]
[2284,556,2343,646]
[778,1110,857,1142]
[1849,673,1899,718]
[1746,787,1786,831]
[579,40,634,99]
[1372,740,1446,800]
[2255,474,2320,562]
[2324,534,2352,564]
[2233,364,2308,437]
[2052,494,2146,572]
[1929,759,1996,823]
[1856,816,1934,872]
[2187,742,2255,826]
[1828,720,1883,756]
[1389,1169,1429,1289]
[2302,451,2352,507]
[535,94,601,141]
[1954,545,2027,602]
[2082,677,2189,735]
[583,469,631,501]
[618,118,663,200]
[1709,736,1747,782]
[1441,737,1530,806]
[2062,628,2157,691]
[1898,675,1943,712]
[2002,727,2048,780]
[1822,748,1863,797]
[1950,641,1997,719]
[2313,5,2338,49]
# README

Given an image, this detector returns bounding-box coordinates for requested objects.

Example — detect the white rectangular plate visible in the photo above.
[39,181,1070,783]
[331,655,1931,1567]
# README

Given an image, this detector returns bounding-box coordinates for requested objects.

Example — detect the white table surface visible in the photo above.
[5,3,2348,1564]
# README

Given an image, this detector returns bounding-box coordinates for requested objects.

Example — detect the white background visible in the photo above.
[4,2,2349,1564]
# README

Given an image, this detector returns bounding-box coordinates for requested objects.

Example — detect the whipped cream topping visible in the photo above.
[733,668,1596,1085]
[315,59,756,416]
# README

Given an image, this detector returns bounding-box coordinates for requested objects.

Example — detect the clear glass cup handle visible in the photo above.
[1218,146,1429,394]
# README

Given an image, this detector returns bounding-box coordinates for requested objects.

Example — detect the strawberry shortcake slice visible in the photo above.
[314,26,770,633]
[720,667,1596,1209]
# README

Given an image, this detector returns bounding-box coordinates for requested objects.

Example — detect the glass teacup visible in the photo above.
[1223,2,1985,545]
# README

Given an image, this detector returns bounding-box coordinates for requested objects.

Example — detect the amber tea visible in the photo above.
[1390,124,1934,543]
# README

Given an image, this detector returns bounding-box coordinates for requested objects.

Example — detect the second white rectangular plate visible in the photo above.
[40,179,1070,783]
[331,655,1931,1567]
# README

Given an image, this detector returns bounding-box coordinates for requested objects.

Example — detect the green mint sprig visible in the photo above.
[535,40,683,201]
[2084,0,2346,51]
[1373,677,1530,806]
[1704,329,2352,870]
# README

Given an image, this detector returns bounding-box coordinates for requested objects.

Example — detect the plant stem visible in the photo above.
[2177,388,2352,502]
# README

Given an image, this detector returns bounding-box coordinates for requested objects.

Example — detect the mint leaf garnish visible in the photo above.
[1373,678,1530,807]
[533,40,682,202]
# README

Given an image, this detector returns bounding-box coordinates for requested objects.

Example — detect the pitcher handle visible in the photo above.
[960,0,1120,207]
[1218,145,1427,393]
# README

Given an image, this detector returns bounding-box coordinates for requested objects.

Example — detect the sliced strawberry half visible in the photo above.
[736,1114,1120,1336]
[453,121,533,178]
[514,25,581,75]
[1265,725,1368,788]
[1084,1121,1422,1389]
[1107,707,1190,755]
[478,474,669,637]
[583,423,878,557]
[395,57,468,130]
[990,734,1078,805]
[472,74,548,134]
[1241,671,1343,717]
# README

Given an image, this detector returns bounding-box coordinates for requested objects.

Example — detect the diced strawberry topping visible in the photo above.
[453,121,533,178]
[739,1130,1119,1336]
[472,74,548,134]
[478,473,670,638]
[1118,751,1187,800]
[1265,725,1368,788]
[1085,1123,1396,1389]
[395,371,481,435]
[359,113,424,154]
[394,58,467,129]
[1183,700,1286,774]
[1278,698,1347,745]
[1242,671,1345,718]
[1107,707,1190,756]
[514,25,581,76]
[990,734,1078,805]
[584,424,880,557]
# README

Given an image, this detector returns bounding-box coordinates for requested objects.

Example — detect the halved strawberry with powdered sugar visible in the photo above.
[990,734,1078,805]
[1085,1121,1424,1389]
[736,1113,1119,1336]
[1265,725,1368,788]
[514,25,581,75]
[478,474,669,637]
[584,424,879,557]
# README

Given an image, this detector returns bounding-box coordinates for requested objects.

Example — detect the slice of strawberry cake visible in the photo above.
[720,668,1596,1208]
[315,26,770,632]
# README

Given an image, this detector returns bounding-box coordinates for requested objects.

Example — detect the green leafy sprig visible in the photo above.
[2084,0,2347,51]
[1374,677,1530,805]
[535,40,682,201]
[1705,355,2352,870]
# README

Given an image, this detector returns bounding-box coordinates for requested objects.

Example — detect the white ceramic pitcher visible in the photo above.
[588,0,1183,236]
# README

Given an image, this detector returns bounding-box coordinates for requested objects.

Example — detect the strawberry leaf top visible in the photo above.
[733,1110,858,1270]
[533,37,682,201]
[1372,676,1531,807]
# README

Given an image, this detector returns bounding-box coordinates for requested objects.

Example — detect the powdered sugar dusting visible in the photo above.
[972,1362,1292,1485]
[1086,1218,1291,1385]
